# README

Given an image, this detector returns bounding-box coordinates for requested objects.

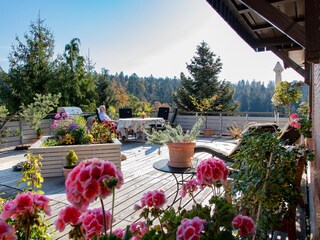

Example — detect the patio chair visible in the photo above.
[96,108,102,123]
[194,122,299,163]
[151,107,178,131]
[157,107,170,120]
[119,108,132,119]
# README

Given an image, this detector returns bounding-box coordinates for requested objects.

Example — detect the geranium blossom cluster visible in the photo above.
[65,158,124,210]
[55,205,81,232]
[134,189,167,210]
[290,113,302,129]
[179,157,229,198]
[0,192,51,240]
[80,208,113,239]
[129,221,149,239]
[232,214,256,236]
[196,157,229,187]
[179,178,199,198]
[0,219,16,240]
[176,217,206,240]
[1,192,51,220]
[289,112,312,138]
[55,158,123,239]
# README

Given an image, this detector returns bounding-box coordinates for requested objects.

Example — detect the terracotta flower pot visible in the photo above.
[166,142,196,168]
[203,128,214,137]
[62,166,75,179]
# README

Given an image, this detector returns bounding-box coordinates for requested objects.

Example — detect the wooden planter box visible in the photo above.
[29,136,122,178]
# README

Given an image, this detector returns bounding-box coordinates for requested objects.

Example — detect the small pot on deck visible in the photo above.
[62,166,75,179]
[203,128,214,137]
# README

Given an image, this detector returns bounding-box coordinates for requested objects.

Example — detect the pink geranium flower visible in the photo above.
[176,217,206,240]
[196,157,229,187]
[290,113,299,120]
[232,214,256,236]
[108,228,125,239]
[0,200,17,220]
[33,193,51,216]
[130,221,148,239]
[179,179,199,198]
[1,192,51,220]
[289,113,302,129]
[55,205,82,232]
[61,112,68,118]
[80,208,113,239]
[65,158,124,211]
[138,189,167,209]
[0,219,16,240]
[54,113,61,119]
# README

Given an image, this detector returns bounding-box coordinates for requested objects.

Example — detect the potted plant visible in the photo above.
[63,149,78,178]
[36,128,42,139]
[190,96,217,137]
[146,117,204,168]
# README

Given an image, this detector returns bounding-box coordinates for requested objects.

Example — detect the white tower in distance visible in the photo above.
[273,62,284,86]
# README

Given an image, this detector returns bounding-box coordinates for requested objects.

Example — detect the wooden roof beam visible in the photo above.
[270,47,305,78]
[237,0,301,14]
[305,0,320,63]
[252,17,305,32]
[240,0,306,48]
[254,36,299,48]
[206,0,256,49]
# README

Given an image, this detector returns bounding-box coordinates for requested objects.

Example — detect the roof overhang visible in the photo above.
[206,0,320,84]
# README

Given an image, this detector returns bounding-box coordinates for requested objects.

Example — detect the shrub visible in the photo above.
[65,150,78,168]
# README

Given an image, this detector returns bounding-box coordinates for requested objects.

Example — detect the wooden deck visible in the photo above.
[0,137,307,239]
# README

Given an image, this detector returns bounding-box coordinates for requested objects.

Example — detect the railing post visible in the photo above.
[219,113,222,136]
[50,119,53,135]
[246,113,248,124]
[19,119,23,146]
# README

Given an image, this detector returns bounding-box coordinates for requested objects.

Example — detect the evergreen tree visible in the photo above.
[96,69,115,108]
[53,38,97,111]
[173,41,238,112]
[5,16,55,111]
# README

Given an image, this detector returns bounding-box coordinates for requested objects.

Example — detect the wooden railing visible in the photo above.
[0,111,289,150]
[175,111,288,136]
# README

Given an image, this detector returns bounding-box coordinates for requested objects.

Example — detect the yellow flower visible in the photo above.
[64,134,74,145]
[88,133,95,143]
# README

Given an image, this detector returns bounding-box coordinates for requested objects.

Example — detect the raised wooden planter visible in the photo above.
[29,136,122,178]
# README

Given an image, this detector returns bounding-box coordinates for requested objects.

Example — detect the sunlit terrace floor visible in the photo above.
[0,136,307,239]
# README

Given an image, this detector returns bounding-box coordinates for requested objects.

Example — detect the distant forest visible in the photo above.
[109,72,308,113]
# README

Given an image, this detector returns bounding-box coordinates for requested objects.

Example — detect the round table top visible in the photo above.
[153,159,196,174]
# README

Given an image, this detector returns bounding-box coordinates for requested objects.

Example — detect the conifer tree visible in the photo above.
[6,16,55,111]
[173,41,238,112]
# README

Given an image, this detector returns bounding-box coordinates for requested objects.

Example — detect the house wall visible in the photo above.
[312,63,320,234]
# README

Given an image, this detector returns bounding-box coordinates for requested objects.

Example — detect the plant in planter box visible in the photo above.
[190,96,217,137]
[44,114,91,146]
[63,150,78,178]
[146,117,204,167]
[90,120,119,143]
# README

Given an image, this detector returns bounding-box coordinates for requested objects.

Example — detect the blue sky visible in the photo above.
[0,0,302,84]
